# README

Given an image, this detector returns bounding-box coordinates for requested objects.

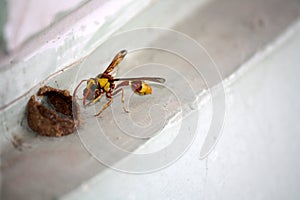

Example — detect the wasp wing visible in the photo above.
[113,77,166,83]
[102,50,128,75]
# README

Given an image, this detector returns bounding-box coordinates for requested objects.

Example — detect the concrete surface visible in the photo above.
[63,19,300,200]
[1,0,300,199]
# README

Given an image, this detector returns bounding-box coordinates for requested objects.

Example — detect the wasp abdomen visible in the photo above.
[131,81,152,95]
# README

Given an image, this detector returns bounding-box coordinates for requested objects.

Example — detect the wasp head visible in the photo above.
[83,78,98,105]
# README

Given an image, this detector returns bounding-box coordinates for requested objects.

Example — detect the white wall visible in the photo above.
[63,21,300,200]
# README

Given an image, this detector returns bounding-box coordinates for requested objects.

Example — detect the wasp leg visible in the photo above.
[94,99,112,117]
[106,90,112,98]
[113,88,129,113]
[86,90,103,106]
[86,94,102,106]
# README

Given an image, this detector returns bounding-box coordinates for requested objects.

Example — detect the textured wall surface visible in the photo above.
[1,0,300,199]
[63,20,300,200]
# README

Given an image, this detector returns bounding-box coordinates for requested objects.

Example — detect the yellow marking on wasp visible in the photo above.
[99,78,110,92]
[87,94,102,106]
[87,79,96,87]
[139,82,152,95]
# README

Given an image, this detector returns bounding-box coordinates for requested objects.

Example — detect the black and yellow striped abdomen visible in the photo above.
[131,81,152,95]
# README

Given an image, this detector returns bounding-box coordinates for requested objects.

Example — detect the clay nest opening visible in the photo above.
[27,86,80,137]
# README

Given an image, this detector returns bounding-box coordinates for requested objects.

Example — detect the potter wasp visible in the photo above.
[73,50,165,116]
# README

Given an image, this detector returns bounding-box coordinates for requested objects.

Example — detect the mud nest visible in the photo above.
[27,86,80,137]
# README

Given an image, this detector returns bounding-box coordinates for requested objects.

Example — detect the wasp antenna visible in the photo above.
[73,80,88,98]
[157,78,166,83]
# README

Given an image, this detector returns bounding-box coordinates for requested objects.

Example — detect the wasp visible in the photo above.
[73,50,165,116]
